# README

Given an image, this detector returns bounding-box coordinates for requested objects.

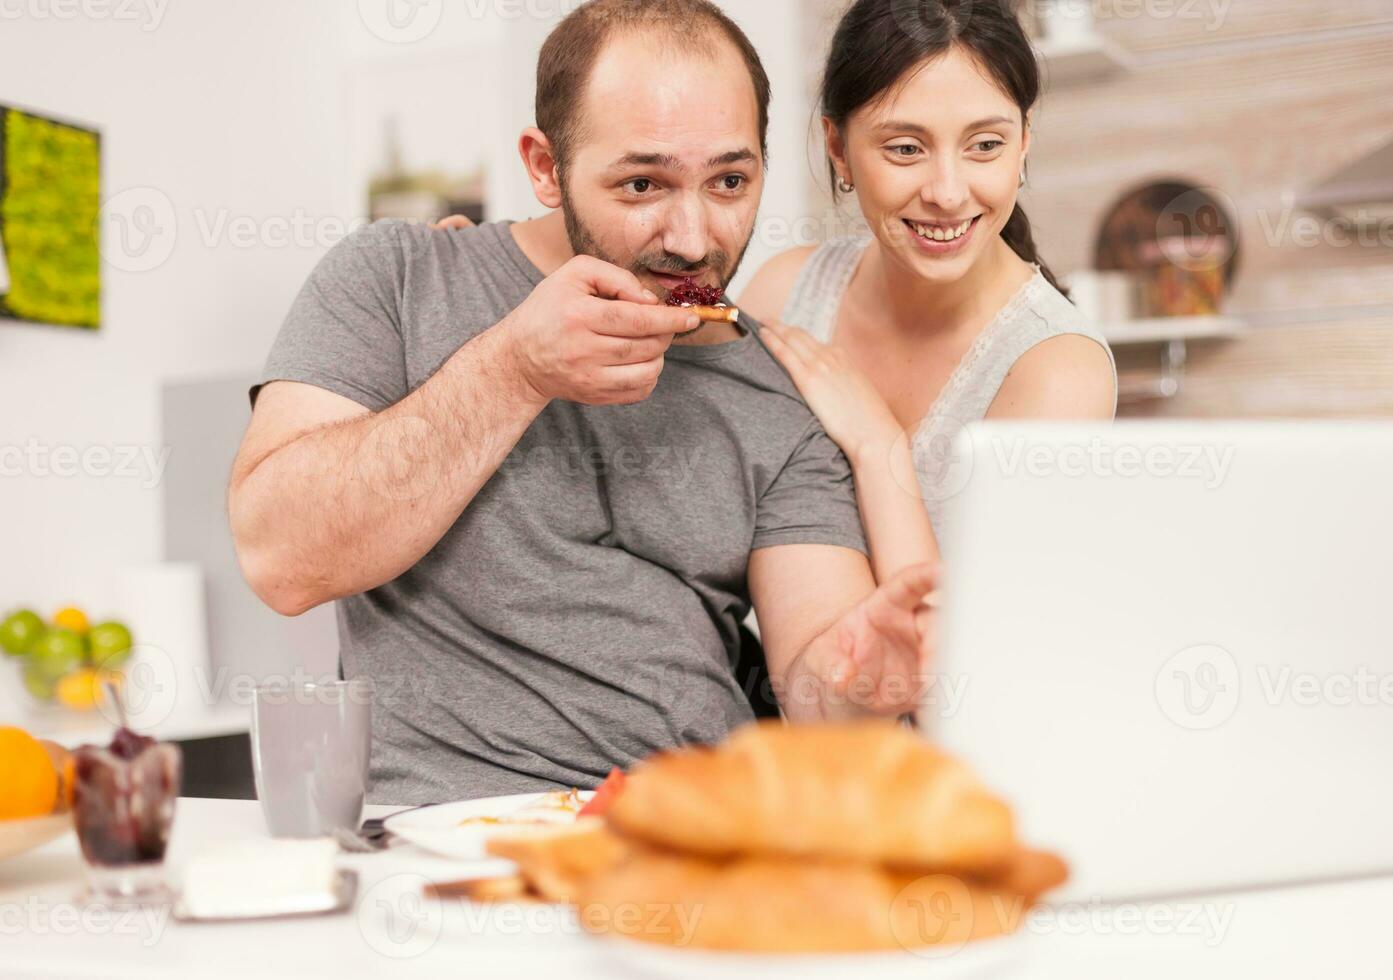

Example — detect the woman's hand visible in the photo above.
[431,214,476,231]
[762,321,903,463]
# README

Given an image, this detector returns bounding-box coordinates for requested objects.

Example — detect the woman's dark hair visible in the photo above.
[820,0,1067,295]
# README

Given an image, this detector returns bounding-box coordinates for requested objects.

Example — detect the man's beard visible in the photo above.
[559,179,753,308]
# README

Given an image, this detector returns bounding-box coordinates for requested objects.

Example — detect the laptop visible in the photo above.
[921,420,1393,901]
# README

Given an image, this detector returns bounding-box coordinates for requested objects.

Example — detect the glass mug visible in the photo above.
[250,679,373,838]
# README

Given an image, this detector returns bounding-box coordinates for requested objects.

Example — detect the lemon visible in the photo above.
[53,607,90,635]
[56,668,118,711]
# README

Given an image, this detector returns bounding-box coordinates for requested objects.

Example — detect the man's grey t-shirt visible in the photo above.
[256,220,868,804]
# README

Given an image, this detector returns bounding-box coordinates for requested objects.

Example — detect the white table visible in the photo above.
[3,798,1391,979]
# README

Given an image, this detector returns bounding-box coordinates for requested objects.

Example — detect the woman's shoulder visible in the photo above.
[1018,272,1109,345]
[987,271,1118,418]
[739,237,868,324]
[738,245,819,324]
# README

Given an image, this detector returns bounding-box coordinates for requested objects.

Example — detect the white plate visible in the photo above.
[590,931,1028,980]
[383,791,594,862]
[0,813,73,862]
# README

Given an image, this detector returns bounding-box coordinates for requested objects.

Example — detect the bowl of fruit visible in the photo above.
[0,607,135,714]
[0,725,76,861]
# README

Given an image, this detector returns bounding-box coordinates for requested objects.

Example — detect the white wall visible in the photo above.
[0,1,353,631]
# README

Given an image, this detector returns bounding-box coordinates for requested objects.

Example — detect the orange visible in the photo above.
[0,727,60,820]
[52,607,90,635]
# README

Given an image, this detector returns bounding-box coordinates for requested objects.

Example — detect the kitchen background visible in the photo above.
[1,0,1390,789]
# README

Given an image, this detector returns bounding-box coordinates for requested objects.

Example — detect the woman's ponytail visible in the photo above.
[1001,205,1069,298]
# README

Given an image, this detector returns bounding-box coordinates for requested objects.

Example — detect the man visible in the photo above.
[229,0,939,804]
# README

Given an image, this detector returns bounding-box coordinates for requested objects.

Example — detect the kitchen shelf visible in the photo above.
[1101,316,1247,346]
[18,703,250,749]
[1105,317,1247,404]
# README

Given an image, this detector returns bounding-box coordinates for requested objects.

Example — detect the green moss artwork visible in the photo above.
[0,106,102,330]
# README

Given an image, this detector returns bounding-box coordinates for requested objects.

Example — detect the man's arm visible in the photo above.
[229,255,700,616]
[749,544,939,722]
[229,329,546,616]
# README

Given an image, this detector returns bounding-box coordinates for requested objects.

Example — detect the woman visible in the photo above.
[742,0,1117,581]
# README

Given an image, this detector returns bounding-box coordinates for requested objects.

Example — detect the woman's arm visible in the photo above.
[760,323,941,583]
[846,433,943,581]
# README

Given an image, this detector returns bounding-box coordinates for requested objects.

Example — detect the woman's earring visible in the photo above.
[1019,167,1028,188]
[837,176,855,194]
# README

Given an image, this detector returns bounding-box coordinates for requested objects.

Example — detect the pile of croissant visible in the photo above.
[481,720,1067,954]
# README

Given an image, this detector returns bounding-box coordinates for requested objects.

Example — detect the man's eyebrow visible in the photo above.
[607,152,684,171]
[604,149,760,173]
[706,149,758,169]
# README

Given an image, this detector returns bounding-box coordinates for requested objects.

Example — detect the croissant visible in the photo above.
[484,818,629,904]
[606,721,1016,871]
[577,844,1067,953]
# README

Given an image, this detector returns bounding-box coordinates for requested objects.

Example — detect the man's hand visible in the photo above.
[499,256,701,407]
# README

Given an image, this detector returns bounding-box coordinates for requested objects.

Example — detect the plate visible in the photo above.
[383,791,594,862]
[0,813,73,862]
[589,931,1027,980]
[173,870,358,923]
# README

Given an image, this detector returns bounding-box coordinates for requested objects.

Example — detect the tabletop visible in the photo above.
[3,797,1391,979]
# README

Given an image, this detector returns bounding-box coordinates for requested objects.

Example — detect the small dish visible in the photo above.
[0,813,73,863]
